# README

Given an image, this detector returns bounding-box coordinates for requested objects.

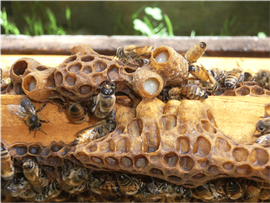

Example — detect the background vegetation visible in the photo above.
[1,1,269,37]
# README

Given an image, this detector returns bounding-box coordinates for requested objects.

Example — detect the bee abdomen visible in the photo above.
[67,104,86,124]
[243,184,261,200]
[1,145,15,181]
[181,84,208,100]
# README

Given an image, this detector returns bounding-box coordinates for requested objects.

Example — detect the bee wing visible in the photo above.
[6,105,26,119]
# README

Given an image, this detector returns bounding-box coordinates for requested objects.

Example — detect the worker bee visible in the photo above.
[7,97,48,137]
[117,173,142,196]
[91,82,116,119]
[225,179,243,200]
[22,159,49,193]
[192,183,216,201]
[62,165,89,191]
[74,118,116,145]
[255,134,270,145]
[185,42,207,63]
[1,144,15,181]
[0,68,3,84]
[208,68,226,85]
[256,70,270,90]
[168,84,208,101]
[242,181,261,201]
[189,63,219,93]
[244,71,255,82]
[224,68,244,89]
[116,45,153,66]
[89,174,120,196]
[36,180,61,200]
[259,188,270,200]
[2,176,32,198]
[255,117,270,137]
[66,103,86,124]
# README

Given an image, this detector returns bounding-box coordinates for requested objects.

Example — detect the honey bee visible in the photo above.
[244,71,255,82]
[117,173,142,195]
[168,84,208,101]
[192,183,216,201]
[91,82,116,119]
[22,159,49,193]
[62,165,89,191]
[66,103,86,124]
[224,68,244,89]
[32,181,60,201]
[255,134,270,145]
[74,118,116,145]
[7,97,48,137]
[255,117,270,137]
[189,63,219,93]
[242,181,261,201]
[256,70,270,90]
[89,174,120,196]
[259,188,270,200]
[1,144,15,181]
[116,45,153,66]
[2,176,32,198]
[208,68,226,86]
[185,42,207,63]
[225,179,243,200]
[0,68,3,84]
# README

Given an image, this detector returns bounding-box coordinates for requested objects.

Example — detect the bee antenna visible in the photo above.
[34,130,37,138]
[40,129,47,135]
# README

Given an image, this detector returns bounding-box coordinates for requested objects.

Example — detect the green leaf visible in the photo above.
[47,8,56,25]
[145,7,163,21]
[143,16,155,34]
[133,19,153,36]
[66,7,71,21]
[190,30,196,37]
[258,32,267,38]
[164,14,174,36]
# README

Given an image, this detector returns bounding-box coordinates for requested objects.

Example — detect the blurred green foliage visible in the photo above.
[0,8,20,34]
[133,7,174,37]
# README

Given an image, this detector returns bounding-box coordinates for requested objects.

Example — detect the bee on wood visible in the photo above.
[74,118,116,145]
[254,117,270,137]
[66,103,86,124]
[1,144,15,181]
[168,84,208,101]
[22,159,49,193]
[189,63,219,93]
[185,42,207,63]
[116,45,153,66]
[224,68,244,89]
[7,97,48,137]
[89,174,120,196]
[92,82,116,119]
[117,173,142,196]
[256,70,270,90]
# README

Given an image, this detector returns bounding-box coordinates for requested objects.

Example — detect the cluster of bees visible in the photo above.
[2,43,270,202]
[1,148,270,202]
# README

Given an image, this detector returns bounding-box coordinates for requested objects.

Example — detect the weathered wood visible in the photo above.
[1,95,269,146]
[1,35,269,57]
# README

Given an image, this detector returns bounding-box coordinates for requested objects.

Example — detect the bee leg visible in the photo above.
[39,129,47,135]
[40,119,49,123]
[34,130,37,138]
[28,128,32,136]
[36,102,48,113]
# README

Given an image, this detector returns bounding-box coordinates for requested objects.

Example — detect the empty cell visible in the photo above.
[176,137,190,154]
[120,156,133,168]
[249,148,269,166]
[192,136,211,157]
[12,60,28,76]
[116,138,130,153]
[235,164,252,175]
[11,145,27,155]
[124,67,136,73]
[201,120,217,134]
[233,147,249,162]
[164,152,178,167]
[179,156,194,171]
[54,71,63,85]
[105,157,118,166]
[50,144,63,152]
[235,86,250,96]
[222,161,235,170]
[81,55,94,62]
[46,155,62,166]
[149,168,164,176]
[192,173,206,179]
[216,137,231,152]
[91,156,104,165]
[208,165,219,174]
[197,158,209,167]
[168,175,181,182]
[36,66,48,71]
[64,55,77,63]
[161,115,177,130]
[134,155,148,168]
[128,119,143,137]
[65,75,76,86]
[93,60,107,72]
[108,65,120,80]
[82,65,93,74]
[29,145,42,155]
[68,62,82,72]
[79,85,92,95]
[23,75,37,91]
[76,152,89,163]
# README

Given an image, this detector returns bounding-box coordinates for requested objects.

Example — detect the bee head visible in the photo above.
[256,120,265,132]
[116,47,124,58]
[31,121,42,130]
[101,84,115,95]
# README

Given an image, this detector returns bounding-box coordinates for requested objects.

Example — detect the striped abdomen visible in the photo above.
[67,103,86,124]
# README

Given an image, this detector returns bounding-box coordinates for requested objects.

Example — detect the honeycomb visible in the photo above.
[1,44,270,202]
